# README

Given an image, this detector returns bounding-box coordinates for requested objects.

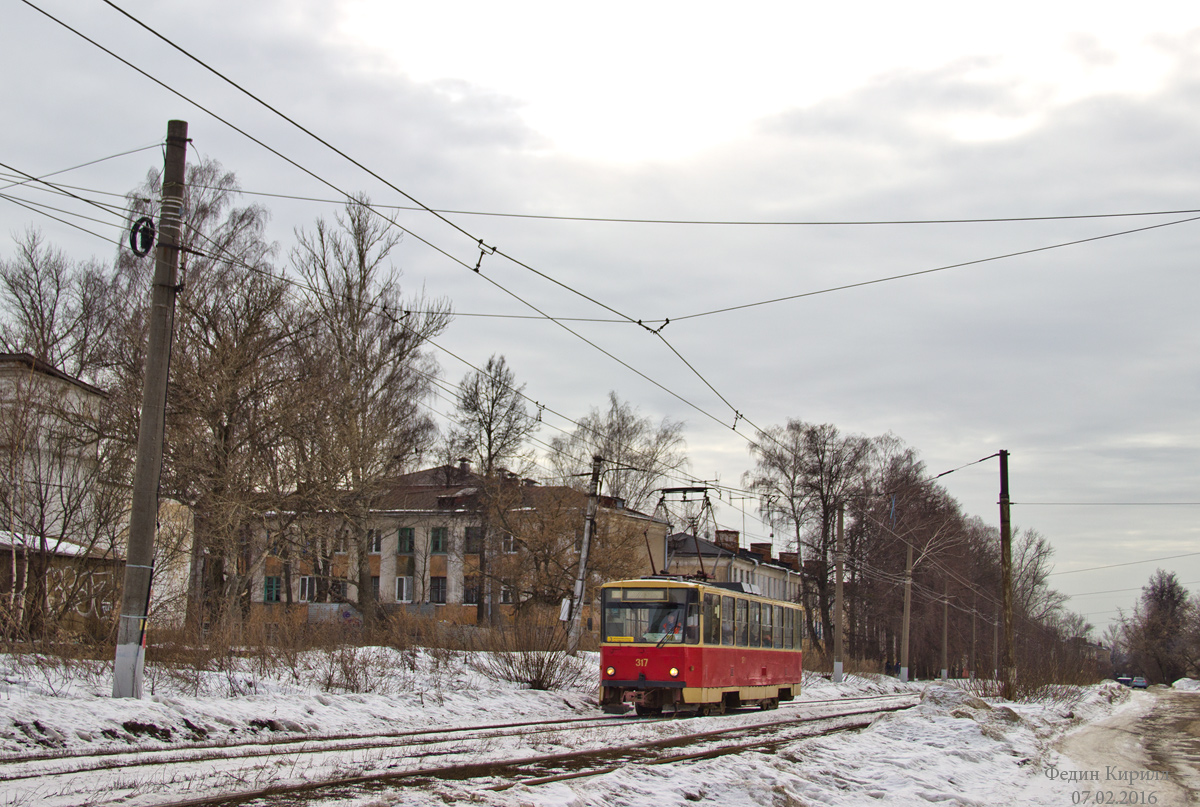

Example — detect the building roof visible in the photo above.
[0,353,105,398]
[667,533,799,573]
[368,464,666,523]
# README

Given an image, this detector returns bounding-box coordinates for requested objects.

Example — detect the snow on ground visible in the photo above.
[1173,677,1200,692]
[0,650,1137,806]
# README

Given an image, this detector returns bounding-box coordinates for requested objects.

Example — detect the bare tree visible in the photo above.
[745,420,871,650]
[450,353,536,624]
[1120,569,1192,683]
[109,158,299,636]
[0,229,120,384]
[547,392,687,514]
[290,197,451,629]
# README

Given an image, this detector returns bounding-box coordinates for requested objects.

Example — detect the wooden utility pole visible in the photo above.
[999,449,1015,699]
[113,120,188,698]
[832,504,845,683]
[567,455,603,653]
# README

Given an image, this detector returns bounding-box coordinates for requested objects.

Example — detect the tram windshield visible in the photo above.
[602,587,698,644]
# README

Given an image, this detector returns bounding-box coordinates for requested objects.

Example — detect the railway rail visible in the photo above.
[3,693,917,806]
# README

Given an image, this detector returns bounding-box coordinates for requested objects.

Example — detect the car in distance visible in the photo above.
[1131,676,1149,689]
[1116,676,1133,686]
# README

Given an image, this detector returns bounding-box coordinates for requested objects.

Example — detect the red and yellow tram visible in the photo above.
[599,577,804,716]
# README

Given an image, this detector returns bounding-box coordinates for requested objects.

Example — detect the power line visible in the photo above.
[0,194,119,246]
[1015,502,1200,506]
[668,214,1200,322]
[0,142,159,194]
[32,1,781,462]
[137,183,1200,227]
[1048,551,1200,576]
[1065,580,1200,599]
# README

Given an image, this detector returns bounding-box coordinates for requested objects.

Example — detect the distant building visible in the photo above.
[665,529,804,603]
[0,354,121,638]
[250,463,670,629]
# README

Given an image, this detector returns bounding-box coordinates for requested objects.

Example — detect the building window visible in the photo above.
[500,586,515,605]
[396,576,413,603]
[264,576,282,603]
[329,580,346,600]
[371,576,380,599]
[429,576,447,604]
[502,533,518,554]
[431,527,448,554]
[397,527,415,554]
[368,529,382,554]
[299,576,316,602]
[463,575,480,605]
[464,526,483,554]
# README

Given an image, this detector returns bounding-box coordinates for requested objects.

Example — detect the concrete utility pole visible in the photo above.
[940,580,949,682]
[900,538,913,683]
[999,449,1015,699]
[113,120,188,698]
[993,614,999,680]
[970,597,977,680]
[568,455,603,653]
[832,504,845,683]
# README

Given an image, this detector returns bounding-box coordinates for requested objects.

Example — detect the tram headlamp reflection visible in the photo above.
[669,667,679,678]
[606,666,615,676]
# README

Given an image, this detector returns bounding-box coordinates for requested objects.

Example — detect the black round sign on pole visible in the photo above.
[129,216,156,257]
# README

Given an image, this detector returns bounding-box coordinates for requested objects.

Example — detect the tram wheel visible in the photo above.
[759,698,779,711]
[635,704,663,717]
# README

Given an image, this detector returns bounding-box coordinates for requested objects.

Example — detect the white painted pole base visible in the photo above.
[900,666,909,683]
[832,660,844,683]
[941,668,948,682]
[113,641,145,699]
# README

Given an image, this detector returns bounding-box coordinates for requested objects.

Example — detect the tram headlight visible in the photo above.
[606,666,615,676]
[669,667,679,678]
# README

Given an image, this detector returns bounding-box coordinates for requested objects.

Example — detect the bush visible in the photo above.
[468,612,592,691]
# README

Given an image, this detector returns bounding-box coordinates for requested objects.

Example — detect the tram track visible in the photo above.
[103,693,918,807]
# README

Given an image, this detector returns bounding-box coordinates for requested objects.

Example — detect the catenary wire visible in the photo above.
[29,0,790,466]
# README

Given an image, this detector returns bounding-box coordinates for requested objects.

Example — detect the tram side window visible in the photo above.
[761,603,773,649]
[784,607,794,650]
[748,601,761,647]
[721,596,735,645]
[793,609,804,648]
[773,606,784,648]
[702,593,720,645]
[735,598,748,646]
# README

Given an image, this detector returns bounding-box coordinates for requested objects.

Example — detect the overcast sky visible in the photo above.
[4,0,1199,638]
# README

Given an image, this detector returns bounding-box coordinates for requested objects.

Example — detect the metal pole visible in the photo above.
[113,120,188,698]
[832,504,845,683]
[568,455,602,653]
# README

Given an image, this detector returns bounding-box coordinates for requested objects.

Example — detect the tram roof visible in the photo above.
[604,576,805,604]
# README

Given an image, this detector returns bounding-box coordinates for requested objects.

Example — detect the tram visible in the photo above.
[599,577,804,716]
